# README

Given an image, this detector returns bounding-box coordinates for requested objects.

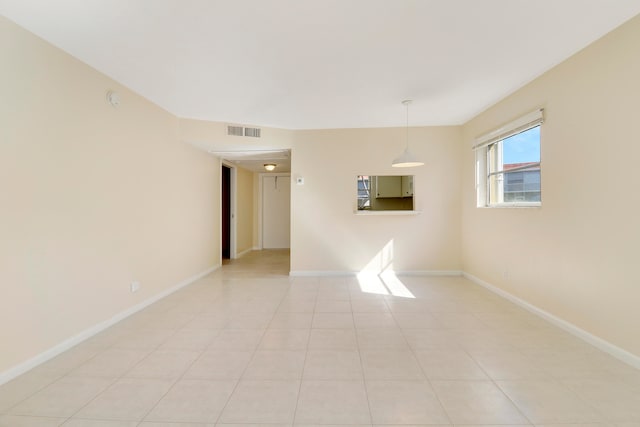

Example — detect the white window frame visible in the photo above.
[473,109,543,208]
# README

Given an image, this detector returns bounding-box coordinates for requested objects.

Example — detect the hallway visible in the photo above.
[1,250,640,425]
[221,249,290,277]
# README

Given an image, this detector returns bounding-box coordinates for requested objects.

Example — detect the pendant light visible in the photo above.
[392,100,424,168]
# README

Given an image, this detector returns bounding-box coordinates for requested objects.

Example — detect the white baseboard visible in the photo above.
[289,270,463,277]
[235,248,253,258]
[0,264,220,386]
[463,272,640,370]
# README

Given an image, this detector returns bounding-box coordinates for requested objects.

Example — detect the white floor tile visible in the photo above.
[0,415,65,426]
[69,348,150,378]
[365,380,450,424]
[218,380,299,424]
[353,313,398,329]
[62,420,138,426]
[0,371,61,413]
[144,379,236,423]
[431,380,529,424]
[9,376,113,418]
[356,329,409,350]
[497,380,603,424]
[73,378,173,421]
[414,349,488,380]
[294,380,371,424]
[3,251,640,426]
[243,350,306,380]
[303,350,363,380]
[360,350,424,380]
[312,313,355,329]
[258,329,310,350]
[307,329,358,350]
[182,350,253,380]
[207,329,264,350]
[124,350,200,380]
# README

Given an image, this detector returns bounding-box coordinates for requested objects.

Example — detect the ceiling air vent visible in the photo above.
[244,127,261,138]
[227,125,244,136]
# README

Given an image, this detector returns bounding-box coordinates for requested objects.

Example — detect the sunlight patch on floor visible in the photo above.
[356,239,415,298]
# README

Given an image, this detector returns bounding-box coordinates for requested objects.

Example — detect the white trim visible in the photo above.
[354,210,422,216]
[480,202,542,209]
[0,265,219,386]
[473,108,544,150]
[230,166,237,259]
[289,270,462,277]
[463,272,640,370]
[236,247,253,258]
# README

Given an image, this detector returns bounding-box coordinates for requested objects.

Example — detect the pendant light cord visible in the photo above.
[406,101,409,150]
[403,99,412,151]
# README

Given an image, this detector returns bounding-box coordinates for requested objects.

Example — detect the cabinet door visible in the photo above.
[375,176,402,198]
[401,176,413,197]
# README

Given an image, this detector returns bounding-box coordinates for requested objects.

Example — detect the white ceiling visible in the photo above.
[2,1,639,129]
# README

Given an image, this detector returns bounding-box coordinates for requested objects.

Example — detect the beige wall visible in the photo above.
[235,166,255,255]
[179,118,295,151]
[461,14,640,356]
[291,127,462,273]
[0,17,219,374]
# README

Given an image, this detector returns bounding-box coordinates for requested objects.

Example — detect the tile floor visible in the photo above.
[1,249,640,426]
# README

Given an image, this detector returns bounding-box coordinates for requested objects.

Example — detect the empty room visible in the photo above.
[1,1,640,426]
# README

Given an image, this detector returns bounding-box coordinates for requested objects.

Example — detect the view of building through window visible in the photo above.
[488,126,541,204]
[357,175,371,209]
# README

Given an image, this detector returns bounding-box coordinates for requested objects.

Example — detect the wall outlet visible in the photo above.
[130,281,141,293]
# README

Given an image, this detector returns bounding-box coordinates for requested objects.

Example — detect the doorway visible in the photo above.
[221,164,233,259]
[221,165,231,259]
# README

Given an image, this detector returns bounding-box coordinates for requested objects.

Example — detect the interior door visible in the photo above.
[262,175,291,249]
[221,165,231,258]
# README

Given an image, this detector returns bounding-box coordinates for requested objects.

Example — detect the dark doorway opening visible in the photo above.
[221,165,231,259]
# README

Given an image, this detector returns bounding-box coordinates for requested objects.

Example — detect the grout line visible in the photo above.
[213,276,288,425]
[391,307,455,426]
[350,292,375,426]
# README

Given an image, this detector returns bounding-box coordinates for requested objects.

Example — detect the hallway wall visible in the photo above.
[236,166,255,255]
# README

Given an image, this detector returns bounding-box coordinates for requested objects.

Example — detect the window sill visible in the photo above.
[481,202,541,209]
[354,210,421,216]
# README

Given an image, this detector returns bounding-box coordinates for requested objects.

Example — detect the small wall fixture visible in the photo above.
[392,100,424,168]
[106,90,120,107]
[264,163,276,171]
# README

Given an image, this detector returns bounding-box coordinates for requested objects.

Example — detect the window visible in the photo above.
[474,109,543,207]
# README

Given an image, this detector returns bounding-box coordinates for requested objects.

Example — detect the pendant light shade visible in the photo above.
[392,100,424,168]
[392,148,424,168]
